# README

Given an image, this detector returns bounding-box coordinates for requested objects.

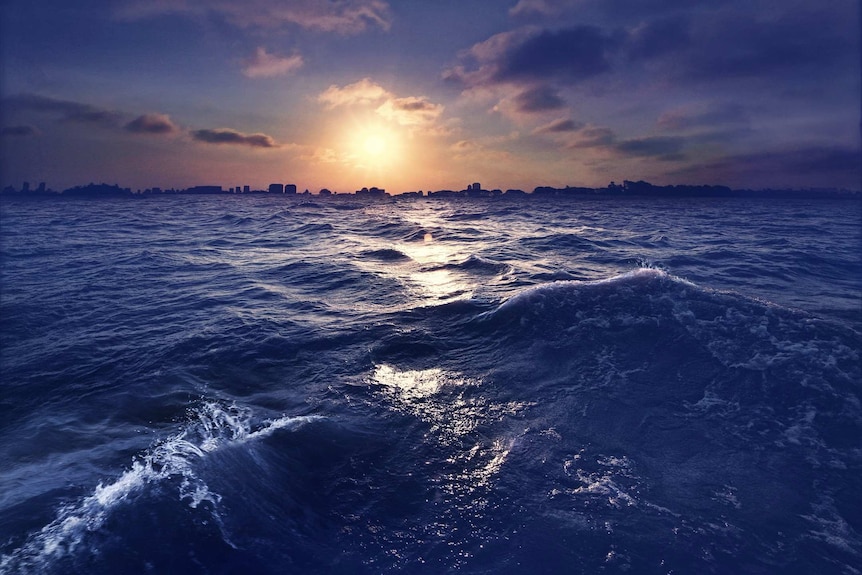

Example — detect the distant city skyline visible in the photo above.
[4,178,858,200]
[1,1,860,193]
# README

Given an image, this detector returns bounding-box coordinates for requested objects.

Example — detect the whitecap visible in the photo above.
[0,401,321,573]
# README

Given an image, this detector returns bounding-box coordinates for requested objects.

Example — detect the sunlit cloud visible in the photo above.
[191,128,279,148]
[125,113,179,135]
[533,118,583,134]
[302,146,340,164]
[318,78,391,108]
[450,133,520,163]
[376,97,444,127]
[116,0,392,34]
[318,79,448,136]
[242,47,304,78]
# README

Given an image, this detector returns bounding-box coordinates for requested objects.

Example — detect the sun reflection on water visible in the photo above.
[369,364,530,497]
[350,229,476,303]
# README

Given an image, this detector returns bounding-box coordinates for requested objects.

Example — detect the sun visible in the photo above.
[347,122,403,170]
[363,134,387,157]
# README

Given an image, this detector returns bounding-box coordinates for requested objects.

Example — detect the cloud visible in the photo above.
[513,86,566,112]
[449,138,517,164]
[491,26,619,85]
[124,113,179,134]
[444,25,620,121]
[444,28,544,87]
[613,5,857,85]
[625,15,691,60]
[509,0,589,18]
[116,0,392,34]
[445,26,619,122]
[191,128,278,148]
[656,104,749,131]
[554,123,685,159]
[375,97,444,127]
[318,78,391,108]
[1,125,40,137]
[566,125,616,148]
[302,146,340,164]
[451,3,857,97]
[318,79,448,134]
[675,8,853,82]
[669,145,862,188]
[614,136,686,159]
[242,47,303,78]
[4,94,121,126]
[533,118,583,134]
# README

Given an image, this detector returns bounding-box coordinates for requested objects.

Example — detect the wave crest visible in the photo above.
[0,402,321,573]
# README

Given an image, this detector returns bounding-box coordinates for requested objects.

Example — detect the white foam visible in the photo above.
[559,453,639,509]
[801,495,862,558]
[491,267,692,317]
[0,402,321,573]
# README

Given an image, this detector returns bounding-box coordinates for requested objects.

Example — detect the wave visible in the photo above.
[482,268,859,380]
[0,403,321,574]
[359,248,412,262]
[407,268,860,570]
[432,255,511,275]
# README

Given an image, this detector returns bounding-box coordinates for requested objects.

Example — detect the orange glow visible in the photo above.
[346,122,404,170]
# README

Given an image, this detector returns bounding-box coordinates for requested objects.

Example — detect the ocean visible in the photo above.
[1,195,860,574]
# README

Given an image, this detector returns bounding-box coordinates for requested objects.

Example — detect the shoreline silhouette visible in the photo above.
[1,180,859,200]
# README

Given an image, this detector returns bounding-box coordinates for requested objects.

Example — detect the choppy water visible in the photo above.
[1,195,860,574]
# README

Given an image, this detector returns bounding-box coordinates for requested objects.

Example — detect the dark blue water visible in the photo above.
[1,196,860,574]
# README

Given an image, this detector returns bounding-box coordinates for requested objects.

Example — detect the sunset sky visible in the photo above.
[1,0,860,193]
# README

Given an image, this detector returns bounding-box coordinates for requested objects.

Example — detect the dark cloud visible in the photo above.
[125,113,179,135]
[567,126,616,148]
[509,0,561,18]
[117,0,393,35]
[533,118,583,134]
[677,9,855,82]
[562,126,687,160]
[670,146,862,188]
[657,104,748,131]
[4,94,122,126]
[514,86,566,112]
[393,99,438,112]
[451,2,856,100]
[597,0,722,18]
[493,26,619,84]
[614,136,686,159]
[626,15,691,60]
[510,0,705,21]
[1,125,40,137]
[191,128,278,148]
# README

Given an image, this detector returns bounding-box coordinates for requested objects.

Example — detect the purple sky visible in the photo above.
[1,0,860,193]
